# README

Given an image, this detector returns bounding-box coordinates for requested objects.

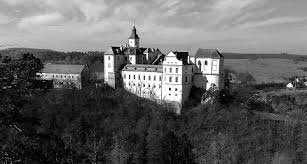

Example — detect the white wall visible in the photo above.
[162,52,193,104]
[37,72,82,89]
[122,70,163,100]
[104,54,114,83]
[129,39,139,47]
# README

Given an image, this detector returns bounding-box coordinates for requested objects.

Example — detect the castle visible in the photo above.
[104,26,224,112]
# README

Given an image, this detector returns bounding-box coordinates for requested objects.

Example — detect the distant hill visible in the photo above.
[0,48,105,79]
[0,48,58,59]
[222,52,307,60]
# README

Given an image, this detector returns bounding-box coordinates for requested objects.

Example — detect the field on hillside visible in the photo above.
[224,58,307,83]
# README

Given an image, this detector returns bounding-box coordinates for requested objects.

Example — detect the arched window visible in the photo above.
[198,60,201,68]
[205,60,208,65]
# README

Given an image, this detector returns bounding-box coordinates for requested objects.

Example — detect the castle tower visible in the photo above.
[104,47,126,88]
[128,26,140,48]
[192,49,224,90]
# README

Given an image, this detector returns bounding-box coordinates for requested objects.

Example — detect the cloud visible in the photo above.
[237,16,307,29]
[0,0,306,54]
[18,12,65,29]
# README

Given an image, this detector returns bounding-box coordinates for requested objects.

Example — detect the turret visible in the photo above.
[128,26,140,48]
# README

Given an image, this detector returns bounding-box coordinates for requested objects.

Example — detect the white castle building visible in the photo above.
[104,26,224,112]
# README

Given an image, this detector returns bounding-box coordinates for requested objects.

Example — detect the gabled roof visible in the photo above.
[193,48,224,59]
[105,47,122,55]
[123,47,146,55]
[42,64,85,74]
[129,26,140,39]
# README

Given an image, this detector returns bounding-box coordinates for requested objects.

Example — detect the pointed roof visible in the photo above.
[193,48,224,59]
[129,26,140,39]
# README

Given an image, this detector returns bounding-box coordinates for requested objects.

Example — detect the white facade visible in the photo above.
[104,26,224,112]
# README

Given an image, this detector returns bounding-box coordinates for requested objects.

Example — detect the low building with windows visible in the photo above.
[37,64,89,89]
[104,26,224,113]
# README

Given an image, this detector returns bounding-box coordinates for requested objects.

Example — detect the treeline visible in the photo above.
[0,54,305,163]
[0,48,104,65]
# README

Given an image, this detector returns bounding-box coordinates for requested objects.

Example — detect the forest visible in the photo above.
[0,54,306,164]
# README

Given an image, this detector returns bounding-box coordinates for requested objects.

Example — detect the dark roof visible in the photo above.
[129,26,140,39]
[42,64,85,74]
[105,47,122,55]
[123,47,146,55]
[174,51,189,65]
[193,48,224,59]
[152,54,165,65]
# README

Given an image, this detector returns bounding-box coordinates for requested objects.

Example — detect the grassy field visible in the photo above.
[224,58,307,83]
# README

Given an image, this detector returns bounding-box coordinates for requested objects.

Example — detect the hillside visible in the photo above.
[224,58,307,83]
[223,52,307,60]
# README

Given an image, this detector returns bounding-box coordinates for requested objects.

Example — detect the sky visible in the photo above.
[0,0,306,54]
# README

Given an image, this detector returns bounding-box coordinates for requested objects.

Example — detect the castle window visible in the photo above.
[165,68,166,72]
[53,75,54,78]
[175,88,178,91]
[192,76,194,82]
[185,76,188,82]
[176,68,178,73]
[56,75,58,78]
[138,75,140,80]
[72,76,74,79]
[148,84,151,87]
[159,76,162,81]
[213,60,217,71]
[169,68,172,73]
[192,67,194,73]
[205,60,208,65]
[169,77,172,82]
[148,76,151,81]
[154,75,156,81]
[61,75,63,78]
[144,76,145,80]
[129,75,131,79]
[108,56,110,60]
[124,74,126,79]
[175,77,178,82]
[143,84,145,87]
[198,60,201,69]
[169,88,171,91]
[133,75,136,79]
